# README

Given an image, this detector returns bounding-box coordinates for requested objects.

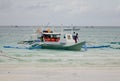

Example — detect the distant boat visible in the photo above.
[64,28,80,31]
[110,42,120,49]
[64,27,80,31]
[110,42,120,45]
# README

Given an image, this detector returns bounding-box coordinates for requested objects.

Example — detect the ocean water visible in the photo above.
[0,26,120,67]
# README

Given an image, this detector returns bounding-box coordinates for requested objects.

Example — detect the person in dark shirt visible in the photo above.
[72,32,76,40]
[74,33,78,43]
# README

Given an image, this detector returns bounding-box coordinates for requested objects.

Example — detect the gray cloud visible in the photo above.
[0,0,13,11]
[26,1,49,10]
[0,0,120,26]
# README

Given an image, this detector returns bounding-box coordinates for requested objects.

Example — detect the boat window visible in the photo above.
[43,34,51,38]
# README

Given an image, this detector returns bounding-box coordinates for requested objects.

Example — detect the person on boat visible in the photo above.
[72,32,76,43]
[75,33,78,43]
[72,32,76,40]
[47,28,51,33]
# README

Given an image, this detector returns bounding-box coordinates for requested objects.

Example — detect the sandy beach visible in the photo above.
[0,64,120,81]
[0,51,120,81]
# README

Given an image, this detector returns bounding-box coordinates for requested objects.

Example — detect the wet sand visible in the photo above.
[0,64,120,81]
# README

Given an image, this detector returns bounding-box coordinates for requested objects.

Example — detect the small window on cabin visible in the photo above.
[51,35,60,38]
[57,35,60,38]
[53,35,57,38]
[67,35,71,39]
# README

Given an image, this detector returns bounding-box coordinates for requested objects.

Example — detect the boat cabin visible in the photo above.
[43,33,60,42]
[42,32,75,44]
[30,28,77,44]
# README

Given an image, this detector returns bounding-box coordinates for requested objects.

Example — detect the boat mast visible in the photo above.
[61,24,63,34]
[71,24,73,34]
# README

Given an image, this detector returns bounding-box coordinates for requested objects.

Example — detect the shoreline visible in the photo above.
[0,63,120,69]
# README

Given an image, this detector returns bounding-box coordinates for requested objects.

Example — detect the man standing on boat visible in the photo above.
[72,32,78,43]
[72,32,76,40]
[75,33,78,43]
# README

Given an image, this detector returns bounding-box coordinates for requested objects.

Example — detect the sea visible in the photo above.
[0,26,120,67]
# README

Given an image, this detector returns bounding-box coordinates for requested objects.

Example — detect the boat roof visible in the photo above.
[43,32,61,35]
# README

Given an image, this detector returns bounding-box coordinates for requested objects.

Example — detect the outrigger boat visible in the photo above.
[18,28,85,51]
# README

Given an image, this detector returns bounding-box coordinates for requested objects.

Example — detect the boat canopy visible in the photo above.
[43,33,61,35]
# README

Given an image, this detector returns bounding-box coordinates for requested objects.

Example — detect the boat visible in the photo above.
[31,32,85,51]
[19,28,85,51]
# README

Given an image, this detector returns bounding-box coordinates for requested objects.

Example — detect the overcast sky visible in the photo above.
[0,0,120,26]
